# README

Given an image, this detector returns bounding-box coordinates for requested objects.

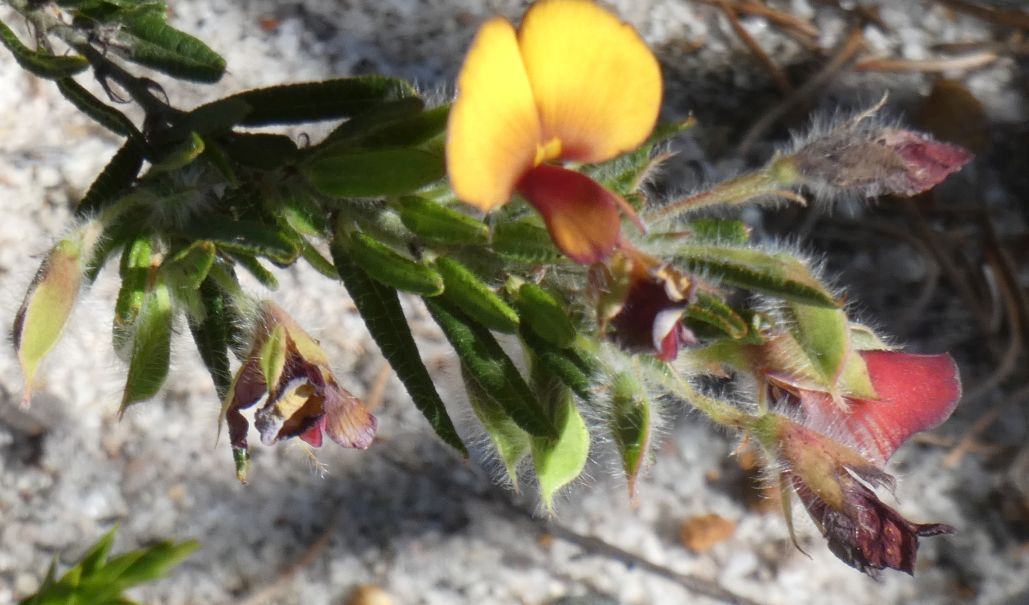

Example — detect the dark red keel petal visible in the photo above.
[516,164,622,264]
[801,351,962,463]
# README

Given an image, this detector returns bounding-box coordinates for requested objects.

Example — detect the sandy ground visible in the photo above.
[1,1,1027,604]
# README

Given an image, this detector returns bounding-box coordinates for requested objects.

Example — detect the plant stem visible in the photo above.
[644,158,803,224]
[639,356,753,430]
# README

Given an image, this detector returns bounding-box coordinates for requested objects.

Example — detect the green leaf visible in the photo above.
[163,241,216,291]
[322,97,426,146]
[514,283,576,348]
[114,9,226,82]
[56,77,140,139]
[609,372,652,500]
[149,131,205,173]
[303,148,444,198]
[345,231,444,296]
[782,302,850,390]
[188,276,235,400]
[113,236,153,356]
[160,240,216,317]
[119,277,173,412]
[684,292,749,339]
[78,527,118,576]
[300,240,337,279]
[461,364,530,484]
[424,297,555,438]
[184,97,251,135]
[350,104,450,149]
[227,253,279,289]
[491,219,562,263]
[685,218,751,245]
[396,195,488,245]
[221,133,299,170]
[332,243,466,455]
[76,142,144,217]
[519,326,595,402]
[435,257,519,333]
[530,363,590,510]
[211,77,418,126]
[0,18,89,79]
[674,244,838,307]
[180,218,300,265]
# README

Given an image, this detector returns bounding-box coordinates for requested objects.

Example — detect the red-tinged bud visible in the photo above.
[222,301,376,482]
[787,102,972,199]
[595,248,696,361]
[754,413,954,576]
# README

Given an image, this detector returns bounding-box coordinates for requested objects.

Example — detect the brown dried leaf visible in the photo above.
[679,513,738,553]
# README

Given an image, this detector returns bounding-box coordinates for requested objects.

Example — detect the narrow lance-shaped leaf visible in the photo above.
[434,257,519,333]
[519,326,595,402]
[423,297,556,438]
[491,219,562,263]
[515,282,576,348]
[331,236,467,455]
[180,217,300,265]
[161,240,217,318]
[56,77,140,140]
[188,276,235,400]
[609,371,652,501]
[205,77,419,126]
[345,231,444,296]
[303,148,445,198]
[113,8,226,82]
[113,236,153,356]
[461,364,531,485]
[674,244,838,307]
[530,359,590,511]
[76,141,144,217]
[396,195,489,245]
[119,275,173,413]
[322,97,426,146]
[684,292,749,340]
[0,18,88,79]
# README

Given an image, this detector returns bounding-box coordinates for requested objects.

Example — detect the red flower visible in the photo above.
[754,350,962,575]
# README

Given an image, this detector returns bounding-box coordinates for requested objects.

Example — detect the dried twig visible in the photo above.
[715,0,793,94]
[855,52,999,73]
[936,0,1029,31]
[943,383,1029,468]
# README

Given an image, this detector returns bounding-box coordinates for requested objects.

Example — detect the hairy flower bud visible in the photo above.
[786,101,973,199]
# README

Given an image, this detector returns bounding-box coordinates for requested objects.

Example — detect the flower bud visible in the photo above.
[787,103,972,199]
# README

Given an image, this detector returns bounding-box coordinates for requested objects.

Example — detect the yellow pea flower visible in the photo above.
[447,0,662,263]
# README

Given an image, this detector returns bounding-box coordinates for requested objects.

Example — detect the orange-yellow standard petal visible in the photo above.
[447,17,542,211]
[518,0,662,164]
